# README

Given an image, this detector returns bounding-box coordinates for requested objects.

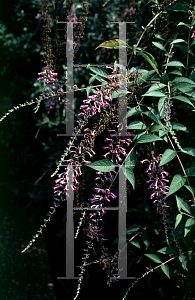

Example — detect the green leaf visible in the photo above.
[84,159,116,172]
[179,254,188,271]
[125,106,143,118]
[89,74,98,85]
[136,69,158,84]
[87,65,109,79]
[142,230,150,248]
[184,218,195,237]
[160,72,169,85]
[122,166,135,190]
[175,195,192,215]
[158,97,166,119]
[169,70,182,76]
[187,163,195,176]
[86,86,92,98]
[125,149,137,168]
[95,39,132,50]
[189,63,195,68]
[143,91,166,97]
[165,175,186,198]
[161,264,170,279]
[111,90,131,99]
[136,133,163,144]
[184,185,195,196]
[146,83,166,94]
[170,39,187,45]
[172,123,189,133]
[152,42,167,53]
[155,34,165,41]
[126,225,141,235]
[131,239,141,249]
[172,77,195,84]
[182,148,195,157]
[177,22,190,28]
[150,124,165,132]
[137,50,159,74]
[188,251,194,261]
[127,120,146,130]
[144,254,162,263]
[143,110,161,125]
[163,61,185,67]
[175,214,182,229]
[190,40,195,48]
[159,149,177,167]
[157,247,178,255]
[172,85,195,97]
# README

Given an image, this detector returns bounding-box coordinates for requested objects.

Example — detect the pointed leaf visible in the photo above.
[122,167,135,190]
[170,39,187,45]
[159,149,177,167]
[158,97,166,119]
[152,42,167,53]
[86,86,92,98]
[126,225,141,235]
[143,110,161,124]
[179,254,188,271]
[160,72,169,85]
[175,214,182,229]
[161,264,170,279]
[172,96,195,108]
[128,120,146,130]
[84,159,115,172]
[126,106,143,118]
[177,22,190,28]
[144,254,162,263]
[125,149,137,168]
[146,83,166,93]
[142,230,150,248]
[172,123,189,133]
[163,60,185,67]
[150,124,165,133]
[172,77,195,84]
[131,239,141,249]
[136,133,163,144]
[87,65,109,79]
[165,175,186,198]
[175,195,192,215]
[184,185,195,196]
[137,50,159,74]
[182,148,195,157]
[184,218,195,237]
[188,251,194,261]
[157,247,178,255]
[95,39,131,50]
[143,91,166,97]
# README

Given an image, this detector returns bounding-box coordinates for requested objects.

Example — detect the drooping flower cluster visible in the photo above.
[37,69,68,114]
[140,151,187,269]
[140,151,170,217]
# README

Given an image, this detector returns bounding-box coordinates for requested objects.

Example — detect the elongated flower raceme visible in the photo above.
[140,151,187,270]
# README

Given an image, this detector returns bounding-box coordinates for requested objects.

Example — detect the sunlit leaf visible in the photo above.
[166,175,186,198]
[184,218,195,237]
[159,149,177,167]
[84,159,115,172]
[144,254,162,263]
[95,39,132,50]
[175,195,192,215]
[161,264,170,279]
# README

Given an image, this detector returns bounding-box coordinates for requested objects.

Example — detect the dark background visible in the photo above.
[0,0,195,299]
